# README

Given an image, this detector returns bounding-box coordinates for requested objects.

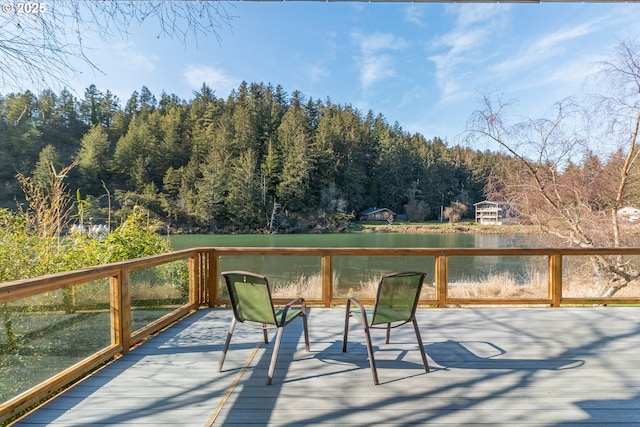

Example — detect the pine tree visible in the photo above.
[276,92,313,212]
[76,125,111,194]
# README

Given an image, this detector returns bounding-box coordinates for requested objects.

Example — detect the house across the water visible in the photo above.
[474,201,513,225]
[618,206,640,223]
[356,207,396,223]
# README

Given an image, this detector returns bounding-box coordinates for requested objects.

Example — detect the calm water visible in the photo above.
[170,233,549,286]
[170,232,546,250]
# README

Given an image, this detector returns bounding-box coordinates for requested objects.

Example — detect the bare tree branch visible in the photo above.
[466,40,640,297]
[0,1,234,92]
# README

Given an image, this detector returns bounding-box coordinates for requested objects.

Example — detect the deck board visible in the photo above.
[13,307,640,426]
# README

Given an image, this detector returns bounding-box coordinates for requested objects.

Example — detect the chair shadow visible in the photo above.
[287,337,584,385]
[282,339,432,384]
[426,340,584,371]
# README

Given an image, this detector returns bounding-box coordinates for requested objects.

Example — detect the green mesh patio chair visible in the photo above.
[343,271,430,385]
[219,271,310,385]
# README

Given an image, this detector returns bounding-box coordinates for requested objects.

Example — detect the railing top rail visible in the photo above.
[3,245,640,304]
[201,246,640,256]
[0,248,200,303]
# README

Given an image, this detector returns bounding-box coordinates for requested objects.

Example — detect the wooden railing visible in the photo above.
[203,246,640,307]
[1,245,640,422]
[0,249,203,423]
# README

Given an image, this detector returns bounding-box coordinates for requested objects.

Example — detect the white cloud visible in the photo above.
[361,54,397,88]
[492,23,598,76]
[359,32,408,54]
[537,24,594,52]
[113,42,158,73]
[183,65,238,97]
[308,64,329,83]
[452,3,509,27]
[404,5,425,26]
[429,5,509,102]
[352,31,408,89]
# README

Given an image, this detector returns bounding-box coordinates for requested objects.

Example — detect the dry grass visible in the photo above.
[345,277,378,299]
[339,276,436,300]
[338,268,550,301]
[561,256,640,298]
[563,273,640,298]
[270,273,328,299]
[449,270,548,299]
[271,269,559,301]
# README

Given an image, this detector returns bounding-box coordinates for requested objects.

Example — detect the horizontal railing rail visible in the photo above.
[202,246,640,307]
[1,245,640,423]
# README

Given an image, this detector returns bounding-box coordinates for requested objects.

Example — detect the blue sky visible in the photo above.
[36,2,640,143]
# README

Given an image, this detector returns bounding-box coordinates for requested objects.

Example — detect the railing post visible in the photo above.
[208,250,219,308]
[549,253,562,307]
[435,252,448,308]
[199,251,207,306]
[109,274,121,351]
[110,269,131,353]
[321,254,333,307]
[189,254,200,307]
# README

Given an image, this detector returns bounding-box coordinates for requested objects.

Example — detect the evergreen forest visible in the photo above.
[0,81,506,233]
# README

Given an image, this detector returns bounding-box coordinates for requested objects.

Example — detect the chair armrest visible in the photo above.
[279,297,307,325]
[284,297,306,308]
[346,297,369,325]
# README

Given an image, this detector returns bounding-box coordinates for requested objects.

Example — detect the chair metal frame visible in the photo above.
[343,271,430,385]
[219,270,310,385]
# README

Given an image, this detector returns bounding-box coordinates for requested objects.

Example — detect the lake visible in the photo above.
[170,233,550,287]
[170,232,546,250]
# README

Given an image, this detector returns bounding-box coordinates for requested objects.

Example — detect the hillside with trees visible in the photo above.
[0,82,503,233]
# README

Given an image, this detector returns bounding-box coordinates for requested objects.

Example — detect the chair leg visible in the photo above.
[412,317,430,373]
[218,317,237,372]
[385,322,391,344]
[302,312,310,352]
[342,301,351,352]
[363,324,379,385]
[262,325,269,344]
[267,326,284,385]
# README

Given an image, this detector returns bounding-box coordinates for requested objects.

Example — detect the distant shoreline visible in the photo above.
[352,223,540,235]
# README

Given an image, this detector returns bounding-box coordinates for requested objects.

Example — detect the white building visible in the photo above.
[474,201,513,225]
[617,206,640,223]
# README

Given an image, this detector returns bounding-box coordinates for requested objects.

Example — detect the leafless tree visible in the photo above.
[444,201,467,224]
[404,182,429,222]
[467,40,640,297]
[0,1,233,91]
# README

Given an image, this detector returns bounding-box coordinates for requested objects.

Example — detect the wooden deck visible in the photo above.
[13,307,640,426]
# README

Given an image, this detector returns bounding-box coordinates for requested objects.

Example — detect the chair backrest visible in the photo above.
[222,271,278,325]
[370,271,426,326]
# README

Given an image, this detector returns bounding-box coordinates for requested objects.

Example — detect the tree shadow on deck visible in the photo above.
[13,308,260,426]
[284,336,584,387]
[213,308,640,426]
[15,307,640,426]
[557,391,640,426]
